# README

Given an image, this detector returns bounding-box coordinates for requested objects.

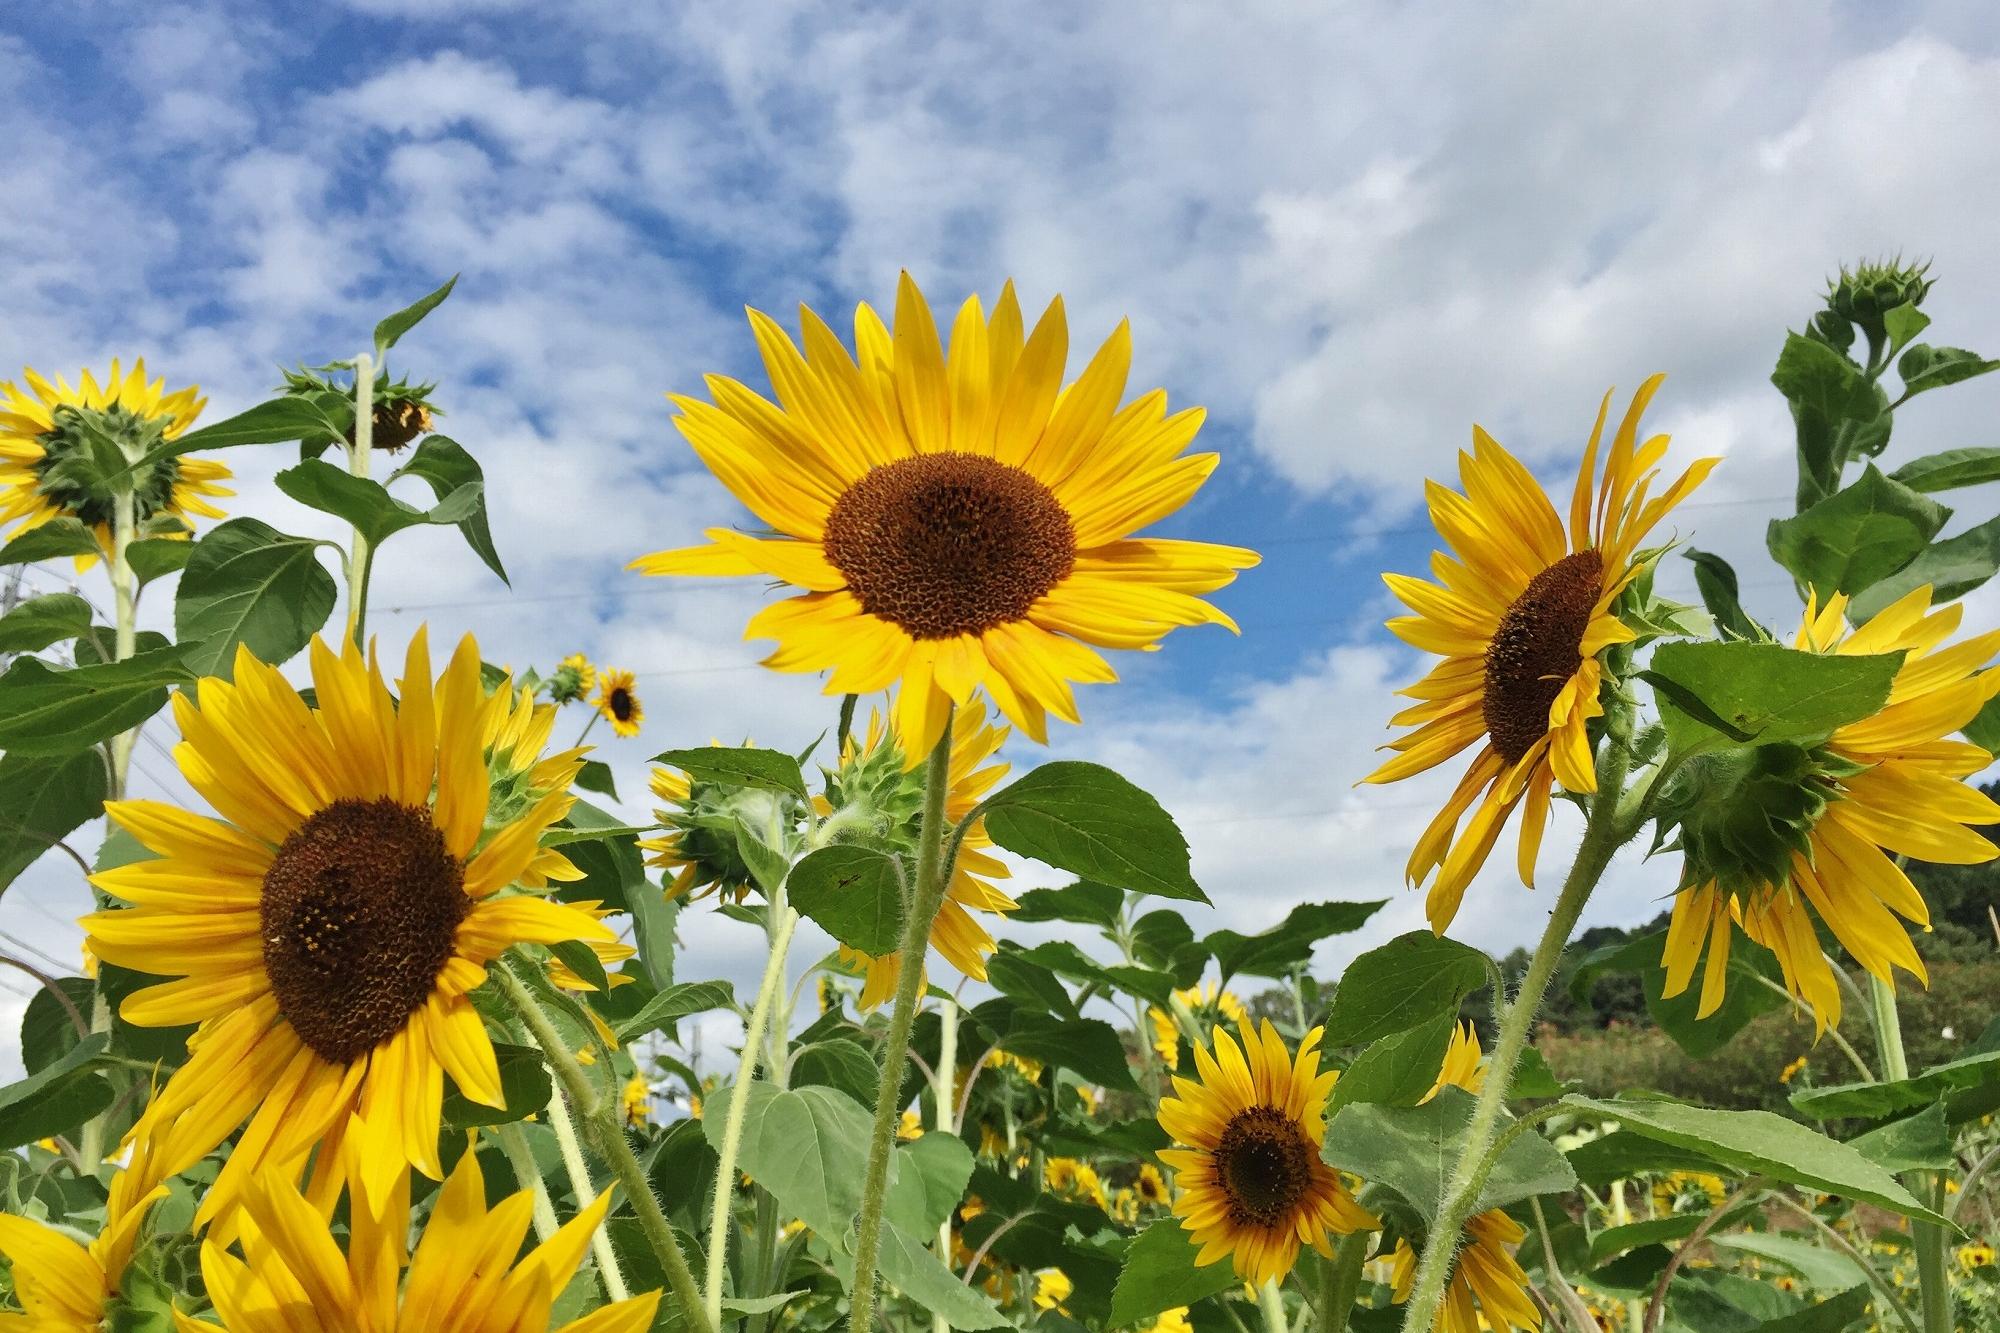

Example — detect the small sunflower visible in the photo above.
[640,742,794,905]
[0,360,232,568]
[82,631,617,1226]
[1149,981,1249,1069]
[1044,1157,1109,1210]
[1365,376,1717,930]
[175,1120,659,1332]
[630,272,1258,768]
[623,1073,651,1127]
[1661,585,2000,1027]
[1134,1162,1171,1208]
[549,652,596,704]
[825,698,1016,1008]
[1158,1021,1374,1287]
[593,667,644,737]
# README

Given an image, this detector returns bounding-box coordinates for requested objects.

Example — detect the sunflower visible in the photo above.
[81,631,618,1227]
[1364,376,1717,930]
[640,743,793,905]
[1660,585,2000,1027]
[825,698,1016,1008]
[0,360,232,568]
[1044,1157,1109,1210]
[1134,1162,1171,1208]
[630,272,1258,767]
[1386,1023,1540,1333]
[592,668,643,737]
[1150,981,1249,1069]
[549,652,596,704]
[1157,1020,1375,1286]
[174,1120,660,1332]
[623,1073,650,1127]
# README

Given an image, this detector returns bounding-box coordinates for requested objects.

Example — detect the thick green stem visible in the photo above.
[499,961,715,1333]
[1396,699,1634,1333]
[1871,978,1953,1333]
[496,1122,561,1243]
[1257,1279,1289,1333]
[705,904,800,1327]
[344,354,375,648]
[931,994,960,1333]
[544,1045,632,1302]
[1318,1232,1369,1333]
[845,709,955,1333]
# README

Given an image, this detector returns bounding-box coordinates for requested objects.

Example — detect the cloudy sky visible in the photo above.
[4,1,1999,1069]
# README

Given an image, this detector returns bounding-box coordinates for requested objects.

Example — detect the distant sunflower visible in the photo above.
[1661,586,2000,1028]
[549,651,596,704]
[0,360,231,568]
[1158,1021,1374,1286]
[623,1073,651,1127]
[82,631,617,1226]
[594,667,644,737]
[630,272,1258,767]
[1365,376,1717,930]
[176,1119,659,1332]
[640,742,786,905]
[1149,981,1249,1070]
[1134,1162,1171,1208]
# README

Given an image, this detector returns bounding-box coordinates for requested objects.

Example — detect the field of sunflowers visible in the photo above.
[0,261,1995,1333]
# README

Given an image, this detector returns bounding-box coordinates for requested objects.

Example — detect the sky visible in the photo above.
[3,1,2000,1074]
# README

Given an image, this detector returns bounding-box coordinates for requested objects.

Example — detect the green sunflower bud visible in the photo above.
[822,725,927,852]
[1824,258,1933,350]
[1659,741,1866,894]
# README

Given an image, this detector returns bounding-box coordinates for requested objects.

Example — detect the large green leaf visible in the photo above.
[1107,1220,1240,1328]
[1203,899,1384,983]
[651,746,806,799]
[0,517,100,565]
[0,1034,111,1150]
[1008,881,1124,927]
[1789,1048,2000,1122]
[788,845,903,955]
[374,274,458,356]
[1683,548,1761,640]
[789,1039,879,1104]
[125,536,193,587]
[1324,932,1489,1047]
[1766,466,1948,598]
[977,761,1204,902]
[1771,332,1880,425]
[0,594,93,652]
[1562,1096,1945,1224]
[969,997,1138,1091]
[174,518,338,679]
[998,939,1173,1009]
[0,750,108,897]
[1850,512,2000,621]
[1711,1233,1873,1293]
[1330,1011,1456,1110]
[1321,1088,1575,1223]
[1896,343,2000,400]
[0,648,190,756]
[1735,1286,1870,1333]
[1563,1129,1724,1189]
[1846,1102,1954,1172]
[441,1042,552,1128]
[158,394,347,459]
[1890,445,2000,493]
[1646,641,1902,752]
[1566,927,1787,1059]
[390,435,506,582]
[274,459,483,549]
[612,980,736,1043]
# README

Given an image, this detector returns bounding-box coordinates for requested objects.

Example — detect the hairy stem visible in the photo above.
[495,1121,561,1243]
[1318,1231,1369,1333]
[343,353,375,648]
[544,1053,632,1301]
[932,994,960,1333]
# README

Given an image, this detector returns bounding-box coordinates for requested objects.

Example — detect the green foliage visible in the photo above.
[0,749,107,896]
[1324,931,1489,1047]
[173,517,338,678]
[976,760,1205,903]
[788,845,904,954]
[0,593,93,652]
[653,745,808,798]
[0,646,190,755]
[1322,1089,1576,1224]
[1203,899,1382,984]
[1107,1221,1239,1327]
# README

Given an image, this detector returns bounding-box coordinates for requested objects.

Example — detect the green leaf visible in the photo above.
[970,998,1139,1091]
[888,1131,975,1237]
[0,517,100,566]
[1683,548,1761,640]
[1321,1088,1575,1223]
[1883,302,1931,358]
[1771,332,1880,425]
[1563,1129,1725,1190]
[1889,445,2000,493]
[125,537,192,587]
[1107,1220,1241,1328]
[1330,1011,1456,1111]
[274,458,483,549]
[788,844,904,955]
[573,760,618,801]
[0,594,93,652]
[442,1042,552,1128]
[652,746,807,799]
[1511,1048,1568,1100]
[1849,512,2000,621]
[1736,1285,1870,1333]
[374,274,458,356]
[977,761,1204,903]
[1204,899,1385,984]
[0,1034,111,1150]
[1790,1048,2000,1122]
[1588,1201,1759,1265]
[547,939,610,993]
[1966,692,2000,750]
[1566,927,1788,1059]
[173,518,338,679]
[389,435,506,583]
[0,750,108,897]
[1710,1233,1873,1293]
[1009,881,1124,927]
[982,947,1081,1020]
[1324,932,1490,1047]
[1846,1102,1954,1173]
[21,976,93,1075]
[1647,641,1902,752]
[857,1226,1010,1329]
[790,1038,879,1104]
[164,395,346,456]
[1561,1096,1946,1224]
[1000,939,1174,1009]
[629,881,678,992]
[613,980,736,1043]
[0,648,190,756]
[1767,465,1948,598]
[1897,343,2000,400]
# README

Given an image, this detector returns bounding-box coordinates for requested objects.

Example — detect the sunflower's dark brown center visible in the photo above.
[361,399,433,453]
[608,687,635,722]
[820,452,1076,640]
[1482,550,1604,764]
[260,797,468,1064]
[1215,1105,1314,1228]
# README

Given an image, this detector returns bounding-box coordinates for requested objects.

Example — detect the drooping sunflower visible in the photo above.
[1365,376,1718,930]
[1661,585,2000,1028]
[640,741,793,905]
[630,272,1258,767]
[823,698,1016,1008]
[1387,1023,1540,1333]
[81,631,618,1226]
[1158,1021,1375,1287]
[0,360,232,567]
[174,1120,659,1333]
[593,667,644,737]
[1149,981,1249,1069]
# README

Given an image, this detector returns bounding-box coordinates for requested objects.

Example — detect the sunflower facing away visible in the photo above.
[1661,585,2000,1028]
[81,631,617,1226]
[640,741,789,906]
[1384,1023,1540,1333]
[0,360,232,566]
[175,1118,660,1332]
[1157,1020,1375,1287]
[630,272,1258,766]
[1149,981,1249,1070]
[1365,375,1718,931]
[593,667,644,738]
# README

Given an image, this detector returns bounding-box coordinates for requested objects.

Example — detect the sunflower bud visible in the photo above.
[281,363,442,453]
[1824,258,1933,349]
[1657,742,1865,895]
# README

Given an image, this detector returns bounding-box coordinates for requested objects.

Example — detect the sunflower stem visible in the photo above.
[499,960,714,1333]
[932,992,959,1333]
[1258,1278,1290,1333]
[1394,694,1635,1333]
[496,1121,561,1243]
[1870,977,1953,1333]
[543,1053,633,1303]
[705,902,800,1328]
[1318,1231,1369,1333]
[343,353,375,649]
[846,706,956,1333]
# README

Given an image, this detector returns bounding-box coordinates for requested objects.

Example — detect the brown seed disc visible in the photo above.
[820,452,1076,640]
[1215,1105,1316,1228]
[1482,550,1605,763]
[260,797,469,1065]
[608,687,635,722]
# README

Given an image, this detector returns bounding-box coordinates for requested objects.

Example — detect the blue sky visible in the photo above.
[4,2,2000,1056]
